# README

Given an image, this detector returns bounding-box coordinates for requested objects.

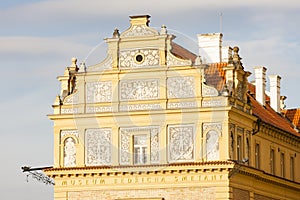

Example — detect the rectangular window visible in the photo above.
[237,135,242,161]
[133,135,148,164]
[290,157,294,181]
[270,149,275,175]
[255,143,260,169]
[280,153,285,178]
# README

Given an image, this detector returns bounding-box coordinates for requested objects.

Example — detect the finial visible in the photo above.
[78,62,86,73]
[160,25,167,34]
[232,46,242,65]
[113,28,120,38]
[70,57,77,68]
[194,56,202,65]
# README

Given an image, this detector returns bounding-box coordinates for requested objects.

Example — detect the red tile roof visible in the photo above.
[171,42,197,62]
[169,44,299,137]
[248,92,300,136]
[283,109,300,131]
[205,62,226,91]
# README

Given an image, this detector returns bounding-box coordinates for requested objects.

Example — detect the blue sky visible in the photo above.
[1,1,300,199]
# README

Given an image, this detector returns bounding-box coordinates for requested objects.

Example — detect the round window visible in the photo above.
[135,53,144,63]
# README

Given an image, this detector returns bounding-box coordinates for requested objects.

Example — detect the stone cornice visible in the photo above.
[259,122,300,148]
[231,164,300,191]
[45,161,234,177]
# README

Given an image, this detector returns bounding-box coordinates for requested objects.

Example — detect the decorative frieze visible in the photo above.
[119,103,161,111]
[120,79,159,101]
[86,106,112,113]
[167,76,195,99]
[119,49,159,69]
[168,125,194,162]
[86,128,112,165]
[61,108,79,114]
[167,101,197,109]
[202,99,226,107]
[86,81,112,103]
[119,127,160,165]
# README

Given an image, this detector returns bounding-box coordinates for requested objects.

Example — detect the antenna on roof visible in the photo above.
[219,12,223,33]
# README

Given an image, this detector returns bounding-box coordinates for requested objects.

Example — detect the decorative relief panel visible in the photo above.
[120,79,159,101]
[120,127,160,165]
[168,125,194,162]
[61,130,79,139]
[203,122,222,133]
[86,81,112,103]
[202,84,219,97]
[88,56,112,72]
[121,25,158,37]
[167,77,195,99]
[68,187,216,200]
[119,49,159,69]
[167,51,192,67]
[63,92,79,105]
[86,128,112,165]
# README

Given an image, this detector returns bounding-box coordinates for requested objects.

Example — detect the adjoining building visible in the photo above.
[45,15,300,200]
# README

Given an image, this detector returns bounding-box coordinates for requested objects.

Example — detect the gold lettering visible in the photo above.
[92,179,97,185]
[147,177,151,183]
[212,175,216,180]
[161,177,165,183]
[204,176,208,181]
[71,180,75,185]
[78,180,82,185]
[182,176,187,181]
[61,181,67,186]
[135,177,138,183]
[219,175,223,180]
[114,179,118,184]
[99,179,105,184]
[190,176,194,181]
[174,176,178,182]
[128,178,132,183]
[141,177,144,183]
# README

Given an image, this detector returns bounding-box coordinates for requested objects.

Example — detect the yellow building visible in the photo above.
[45,15,300,200]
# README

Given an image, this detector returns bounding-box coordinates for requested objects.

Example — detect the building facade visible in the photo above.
[45,15,300,200]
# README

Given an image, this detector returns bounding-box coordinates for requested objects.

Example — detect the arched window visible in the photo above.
[206,130,219,161]
[64,137,76,167]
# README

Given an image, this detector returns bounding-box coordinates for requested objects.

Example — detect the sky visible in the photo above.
[0,0,300,199]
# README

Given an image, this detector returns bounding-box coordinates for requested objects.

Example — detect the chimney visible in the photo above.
[197,33,222,63]
[254,66,267,106]
[269,75,281,112]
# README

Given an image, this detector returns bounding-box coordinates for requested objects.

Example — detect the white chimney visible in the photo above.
[269,75,281,112]
[197,33,222,63]
[254,66,267,106]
